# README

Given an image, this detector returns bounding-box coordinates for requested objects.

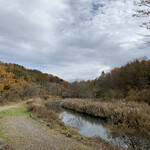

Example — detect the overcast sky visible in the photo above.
[0,0,149,81]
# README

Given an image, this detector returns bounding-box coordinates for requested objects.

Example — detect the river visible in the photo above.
[46,100,150,149]
[45,100,116,144]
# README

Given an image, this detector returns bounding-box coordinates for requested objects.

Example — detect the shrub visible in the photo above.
[108,109,150,150]
[127,89,150,105]
[94,88,117,101]
[28,99,66,129]
[102,90,115,101]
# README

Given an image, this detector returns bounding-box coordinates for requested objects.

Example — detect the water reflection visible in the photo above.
[46,100,109,140]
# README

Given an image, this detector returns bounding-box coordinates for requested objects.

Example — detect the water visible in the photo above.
[46,100,109,141]
[46,100,150,149]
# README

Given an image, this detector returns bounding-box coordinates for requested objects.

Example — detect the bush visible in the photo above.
[102,90,115,101]
[127,89,150,105]
[94,88,117,101]
[109,109,150,150]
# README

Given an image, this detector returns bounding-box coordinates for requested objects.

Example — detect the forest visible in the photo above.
[1,58,150,105]
[61,58,150,105]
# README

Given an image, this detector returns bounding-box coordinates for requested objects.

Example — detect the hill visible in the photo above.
[0,61,68,103]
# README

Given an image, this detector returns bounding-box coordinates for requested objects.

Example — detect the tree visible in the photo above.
[133,0,150,46]
[0,65,15,91]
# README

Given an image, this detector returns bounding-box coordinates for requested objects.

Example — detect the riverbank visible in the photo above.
[61,98,150,149]
[60,99,150,120]
[0,99,125,150]
[28,98,125,150]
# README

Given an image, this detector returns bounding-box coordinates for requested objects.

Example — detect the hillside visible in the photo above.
[0,61,68,103]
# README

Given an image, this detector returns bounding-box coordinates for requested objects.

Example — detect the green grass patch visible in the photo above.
[84,141,92,146]
[0,126,5,139]
[0,104,31,118]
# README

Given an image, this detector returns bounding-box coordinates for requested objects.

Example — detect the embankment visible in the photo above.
[27,98,125,150]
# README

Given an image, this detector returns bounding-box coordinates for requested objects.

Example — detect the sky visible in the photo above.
[0,0,149,81]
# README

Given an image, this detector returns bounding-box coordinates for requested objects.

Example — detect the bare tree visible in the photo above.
[133,0,150,46]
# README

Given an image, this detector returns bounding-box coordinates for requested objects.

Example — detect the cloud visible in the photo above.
[0,0,149,81]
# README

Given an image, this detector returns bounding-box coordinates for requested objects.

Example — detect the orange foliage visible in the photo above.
[111,68,120,73]
[0,65,26,91]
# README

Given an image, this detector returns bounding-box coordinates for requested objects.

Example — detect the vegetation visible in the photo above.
[0,61,68,104]
[1,58,150,149]
[1,58,150,105]
[61,99,150,149]
[109,111,150,150]
[63,58,150,104]
[61,99,150,121]
[27,98,123,150]
[126,89,150,104]
[27,99,66,129]
[27,99,83,137]
[60,58,150,149]
[0,103,31,118]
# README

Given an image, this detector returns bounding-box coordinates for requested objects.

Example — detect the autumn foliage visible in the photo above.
[63,58,150,104]
[0,65,25,92]
[0,61,67,103]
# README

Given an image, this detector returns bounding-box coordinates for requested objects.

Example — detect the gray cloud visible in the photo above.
[0,0,149,81]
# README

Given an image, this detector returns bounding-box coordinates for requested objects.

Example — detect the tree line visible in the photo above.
[1,58,150,105]
[60,58,150,104]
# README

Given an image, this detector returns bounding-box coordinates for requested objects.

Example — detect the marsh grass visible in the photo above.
[61,99,150,120]
[28,99,66,129]
[61,98,150,149]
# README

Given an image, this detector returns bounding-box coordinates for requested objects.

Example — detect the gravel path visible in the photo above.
[1,116,89,150]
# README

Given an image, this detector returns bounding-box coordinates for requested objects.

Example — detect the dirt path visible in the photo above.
[0,101,90,150]
[0,100,29,112]
[1,116,89,150]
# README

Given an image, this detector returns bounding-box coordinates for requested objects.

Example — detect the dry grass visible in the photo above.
[28,98,66,129]
[27,98,85,136]
[61,98,150,136]
[61,99,150,119]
